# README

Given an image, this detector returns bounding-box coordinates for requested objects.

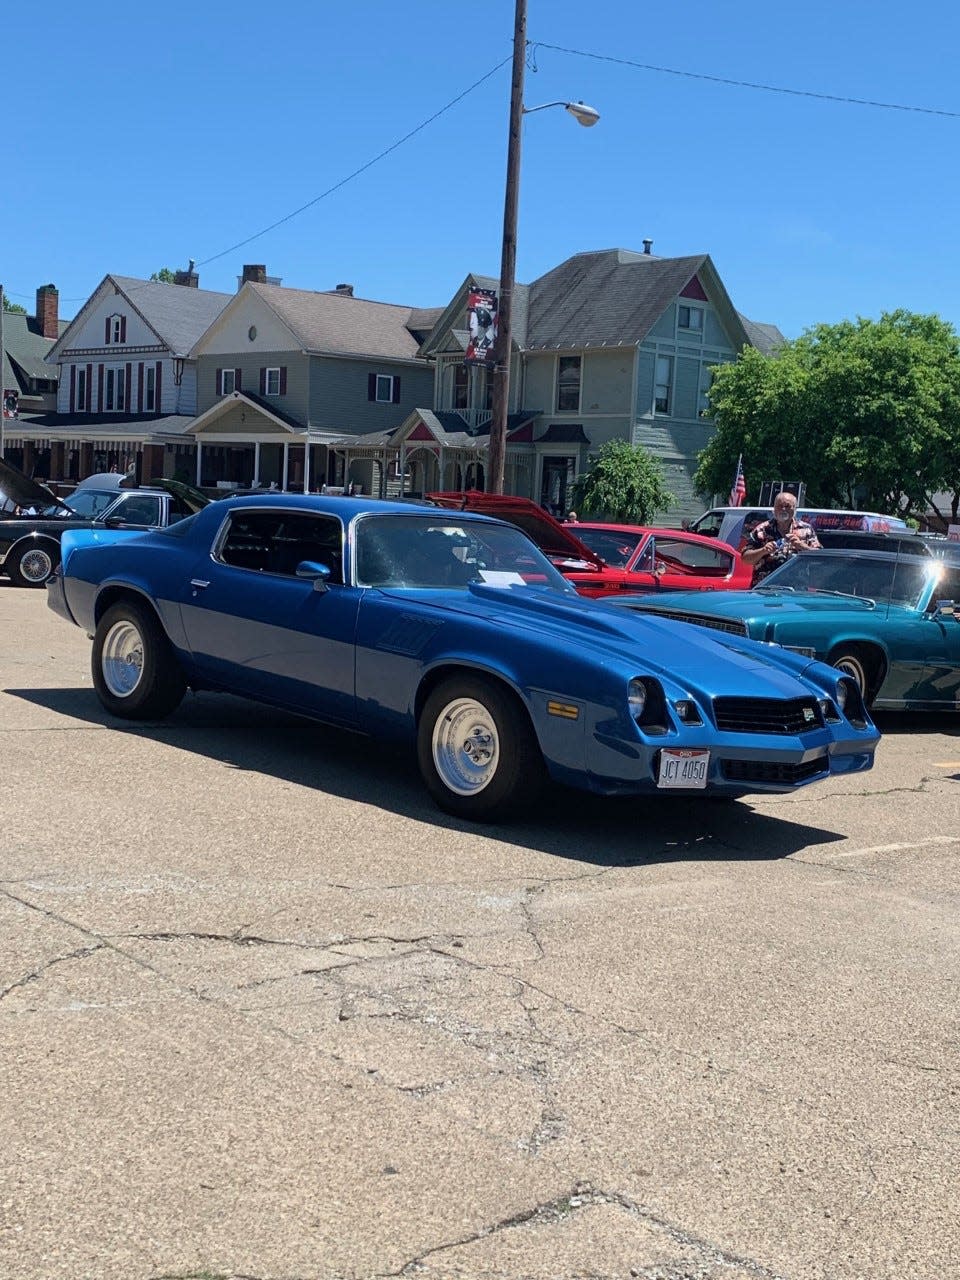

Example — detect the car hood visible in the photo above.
[612,588,887,621]
[0,456,69,512]
[388,582,828,699]
[426,490,606,569]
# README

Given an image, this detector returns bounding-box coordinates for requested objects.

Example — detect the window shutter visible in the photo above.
[367,373,376,401]
[86,364,93,411]
[392,376,401,404]
[125,362,132,411]
[216,368,222,395]
[97,364,104,410]
[120,316,127,343]
[235,368,242,391]
[155,362,162,412]
[138,362,144,412]
[69,365,76,412]
[105,317,111,344]
[259,367,266,395]
[279,366,287,395]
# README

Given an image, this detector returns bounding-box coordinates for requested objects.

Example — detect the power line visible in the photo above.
[196,54,514,266]
[533,41,960,118]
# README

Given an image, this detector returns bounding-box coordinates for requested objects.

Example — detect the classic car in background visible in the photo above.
[0,457,208,587]
[689,505,912,552]
[607,548,960,711]
[426,492,751,595]
[48,495,878,821]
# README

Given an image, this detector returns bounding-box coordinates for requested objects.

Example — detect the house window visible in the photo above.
[145,366,156,412]
[368,372,400,404]
[454,363,469,410]
[556,356,582,412]
[222,369,236,394]
[104,366,126,412]
[266,368,281,395]
[106,314,126,344]
[699,364,714,416]
[75,367,87,413]
[678,305,704,332]
[654,356,673,414]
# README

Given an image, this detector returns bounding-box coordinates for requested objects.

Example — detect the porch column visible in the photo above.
[195,441,203,486]
[254,442,261,487]
[282,442,290,491]
[303,439,311,493]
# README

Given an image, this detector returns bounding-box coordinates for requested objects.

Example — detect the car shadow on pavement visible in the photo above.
[8,686,846,868]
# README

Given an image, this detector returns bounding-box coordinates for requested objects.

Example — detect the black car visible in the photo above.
[813,529,932,557]
[0,458,208,587]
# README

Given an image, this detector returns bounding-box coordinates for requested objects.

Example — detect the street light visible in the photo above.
[486,0,599,494]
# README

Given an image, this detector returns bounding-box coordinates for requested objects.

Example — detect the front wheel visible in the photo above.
[417,676,545,822]
[92,600,186,719]
[8,542,58,588]
[828,646,879,705]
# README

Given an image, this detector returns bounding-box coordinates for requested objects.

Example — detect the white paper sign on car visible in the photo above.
[657,748,710,789]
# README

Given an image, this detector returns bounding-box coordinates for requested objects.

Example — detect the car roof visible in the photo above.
[576,522,737,551]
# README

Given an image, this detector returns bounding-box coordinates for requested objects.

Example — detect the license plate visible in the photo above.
[657,748,710,789]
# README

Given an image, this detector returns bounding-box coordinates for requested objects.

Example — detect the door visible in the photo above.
[539,456,575,518]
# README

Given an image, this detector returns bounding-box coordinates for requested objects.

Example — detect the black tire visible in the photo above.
[828,646,879,705]
[417,675,545,822]
[7,541,58,588]
[92,599,187,720]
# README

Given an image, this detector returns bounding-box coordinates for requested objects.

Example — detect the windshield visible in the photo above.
[575,528,645,568]
[61,487,124,518]
[760,551,934,607]
[355,514,574,592]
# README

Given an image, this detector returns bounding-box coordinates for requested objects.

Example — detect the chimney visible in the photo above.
[334,283,354,296]
[36,284,59,338]
[642,239,653,255]
[242,264,267,285]
[174,259,199,287]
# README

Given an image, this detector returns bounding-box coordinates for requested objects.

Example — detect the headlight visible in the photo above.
[628,678,647,717]
[835,680,848,712]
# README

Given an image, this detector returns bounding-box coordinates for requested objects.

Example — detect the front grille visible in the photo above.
[713,696,823,734]
[641,608,748,637]
[723,757,828,785]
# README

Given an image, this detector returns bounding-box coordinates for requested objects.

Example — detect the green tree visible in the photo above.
[695,311,960,518]
[149,268,176,283]
[571,440,674,523]
[2,295,27,314]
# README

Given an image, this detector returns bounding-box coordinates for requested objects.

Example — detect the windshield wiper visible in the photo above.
[807,588,875,604]
[754,584,796,593]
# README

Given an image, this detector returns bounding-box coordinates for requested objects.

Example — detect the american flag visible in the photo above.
[729,455,746,507]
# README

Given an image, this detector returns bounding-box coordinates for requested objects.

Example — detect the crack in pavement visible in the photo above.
[377,1184,791,1279]
[0,942,106,1001]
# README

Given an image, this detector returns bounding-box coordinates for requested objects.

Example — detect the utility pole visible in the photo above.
[487,0,526,495]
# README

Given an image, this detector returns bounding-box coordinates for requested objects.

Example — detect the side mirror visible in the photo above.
[296,560,332,592]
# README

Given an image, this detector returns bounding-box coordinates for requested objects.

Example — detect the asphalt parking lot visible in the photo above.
[1,582,958,1280]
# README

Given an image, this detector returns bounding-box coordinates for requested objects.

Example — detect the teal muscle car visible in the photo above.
[608,548,960,711]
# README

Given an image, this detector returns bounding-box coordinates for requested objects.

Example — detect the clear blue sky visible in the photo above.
[3,0,958,337]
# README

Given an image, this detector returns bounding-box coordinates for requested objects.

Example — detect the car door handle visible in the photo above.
[190,578,210,591]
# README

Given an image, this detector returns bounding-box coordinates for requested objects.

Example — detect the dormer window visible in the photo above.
[105,313,127,344]
[678,305,703,332]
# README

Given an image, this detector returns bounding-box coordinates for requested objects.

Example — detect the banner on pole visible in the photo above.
[465,289,498,366]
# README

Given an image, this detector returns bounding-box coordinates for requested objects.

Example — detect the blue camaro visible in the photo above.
[48,495,879,821]
[609,547,960,711]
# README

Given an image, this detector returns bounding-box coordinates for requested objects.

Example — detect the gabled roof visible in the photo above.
[526,248,738,349]
[245,283,430,362]
[2,311,67,387]
[737,313,786,354]
[46,275,233,361]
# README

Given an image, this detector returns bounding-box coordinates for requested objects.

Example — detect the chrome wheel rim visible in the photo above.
[432,697,500,796]
[101,620,145,698]
[20,548,53,584]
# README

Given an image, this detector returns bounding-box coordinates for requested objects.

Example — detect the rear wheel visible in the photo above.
[92,600,186,719]
[8,541,58,588]
[417,675,545,822]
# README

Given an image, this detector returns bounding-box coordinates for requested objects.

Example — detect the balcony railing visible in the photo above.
[447,408,493,430]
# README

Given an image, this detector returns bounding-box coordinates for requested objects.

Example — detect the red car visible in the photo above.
[425,493,753,596]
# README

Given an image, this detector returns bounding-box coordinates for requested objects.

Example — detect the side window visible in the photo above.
[932,566,960,607]
[216,511,343,581]
[655,538,734,576]
[107,494,163,525]
[691,511,723,539]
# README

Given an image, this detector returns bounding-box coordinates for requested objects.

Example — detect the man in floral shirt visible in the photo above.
[742,492,820,584]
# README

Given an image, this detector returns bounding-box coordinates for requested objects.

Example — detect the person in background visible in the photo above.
[742,492,820,584]
[565,510,578,523]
